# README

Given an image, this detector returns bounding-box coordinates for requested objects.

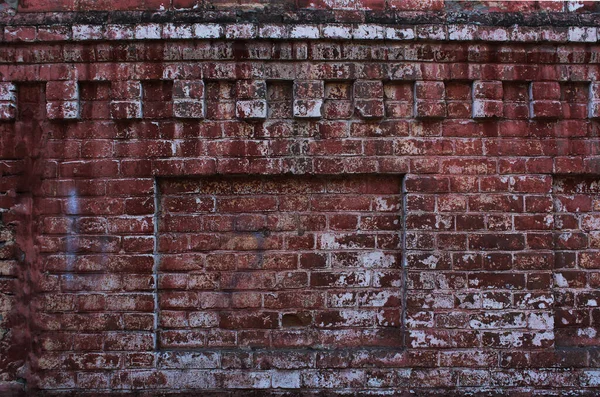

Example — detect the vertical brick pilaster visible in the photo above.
[46,81,80,119]
[173,80,205,119]
[293,80,324,118]
[110,81,143,119]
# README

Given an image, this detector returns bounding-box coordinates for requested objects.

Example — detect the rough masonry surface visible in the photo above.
[1,0,600,395]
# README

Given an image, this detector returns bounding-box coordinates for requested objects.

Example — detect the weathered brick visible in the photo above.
[236,99,267,119]
[4,4,600,395]
[0,82,17,120]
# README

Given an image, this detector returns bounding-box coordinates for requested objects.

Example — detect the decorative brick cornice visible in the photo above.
[2,9,600,44]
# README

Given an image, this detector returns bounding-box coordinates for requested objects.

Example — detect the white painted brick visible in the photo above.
[134,23,162,40]
[384,27,415,41]
[568,26,598,42]
[353,24,384,40]
[477,27,509,42]
[510,26,540,42]
[193,24,222,39]
[163,24,193,39]
[289,25,319,39]
[72,24,104,41]
[225,23,257,39]
[322,24,352,39]
[105,24,135,40]
[259,24,288,39]
[448,25,477,41]
[582,370,600,387]
[417,25,447,41]
[271,371,301,389]
[540,27,568,42]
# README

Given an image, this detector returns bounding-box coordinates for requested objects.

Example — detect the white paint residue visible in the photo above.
[531,331,554,347]
[568,1,585,11]
[577,327,597,338]
[422,255,439,269]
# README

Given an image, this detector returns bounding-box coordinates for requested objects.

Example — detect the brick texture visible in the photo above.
[157,175,402,350]
[1,2,600,395]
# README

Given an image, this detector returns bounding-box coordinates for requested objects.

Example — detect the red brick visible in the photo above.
[4,7,600,394]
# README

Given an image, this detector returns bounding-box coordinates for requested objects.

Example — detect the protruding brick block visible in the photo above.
[110,81,142,119]
[235,80,266,99]
[383,82,413,118]
[529,82,561,119]
[472,81,503,118]
[173,80,205,119]
[111,81,142,100]
[414,81,446,119]
[174,100,205,119]
[294,80,324,99]
[173,80,204,99]
[355,99,384,119]
[294,80,324,118]
[47,100,80,119]
[234,80,267,120]
[46,81,78,101]
[0,83,16,120]
[0,103,16,120]
[293,99,323,118]
[46,81,79,119]
[530,82,560,100]
[473,81,503,100]
[354,80,384,119]
[236,99,267,119]
[473,100,503,119]
[354,80,383,99]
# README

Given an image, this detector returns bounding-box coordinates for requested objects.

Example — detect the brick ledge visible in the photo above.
[2,21,600,43]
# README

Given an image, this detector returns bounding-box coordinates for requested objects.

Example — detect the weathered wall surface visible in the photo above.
[1,0,600,395]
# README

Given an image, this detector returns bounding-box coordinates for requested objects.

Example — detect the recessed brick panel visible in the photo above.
[157,175,403,350]
[404,176,555,351]
[553,176,600,348]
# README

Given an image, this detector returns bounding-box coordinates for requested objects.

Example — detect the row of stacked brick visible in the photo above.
[1,79,599,120]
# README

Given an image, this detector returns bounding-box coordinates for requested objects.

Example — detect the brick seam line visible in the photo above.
[152,176,161,352]
[400,174,408,351]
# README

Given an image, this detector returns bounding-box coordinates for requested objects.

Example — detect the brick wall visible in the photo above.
[1,1,600,394]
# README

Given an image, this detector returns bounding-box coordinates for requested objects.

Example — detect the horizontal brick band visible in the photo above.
[3,22,600,43]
